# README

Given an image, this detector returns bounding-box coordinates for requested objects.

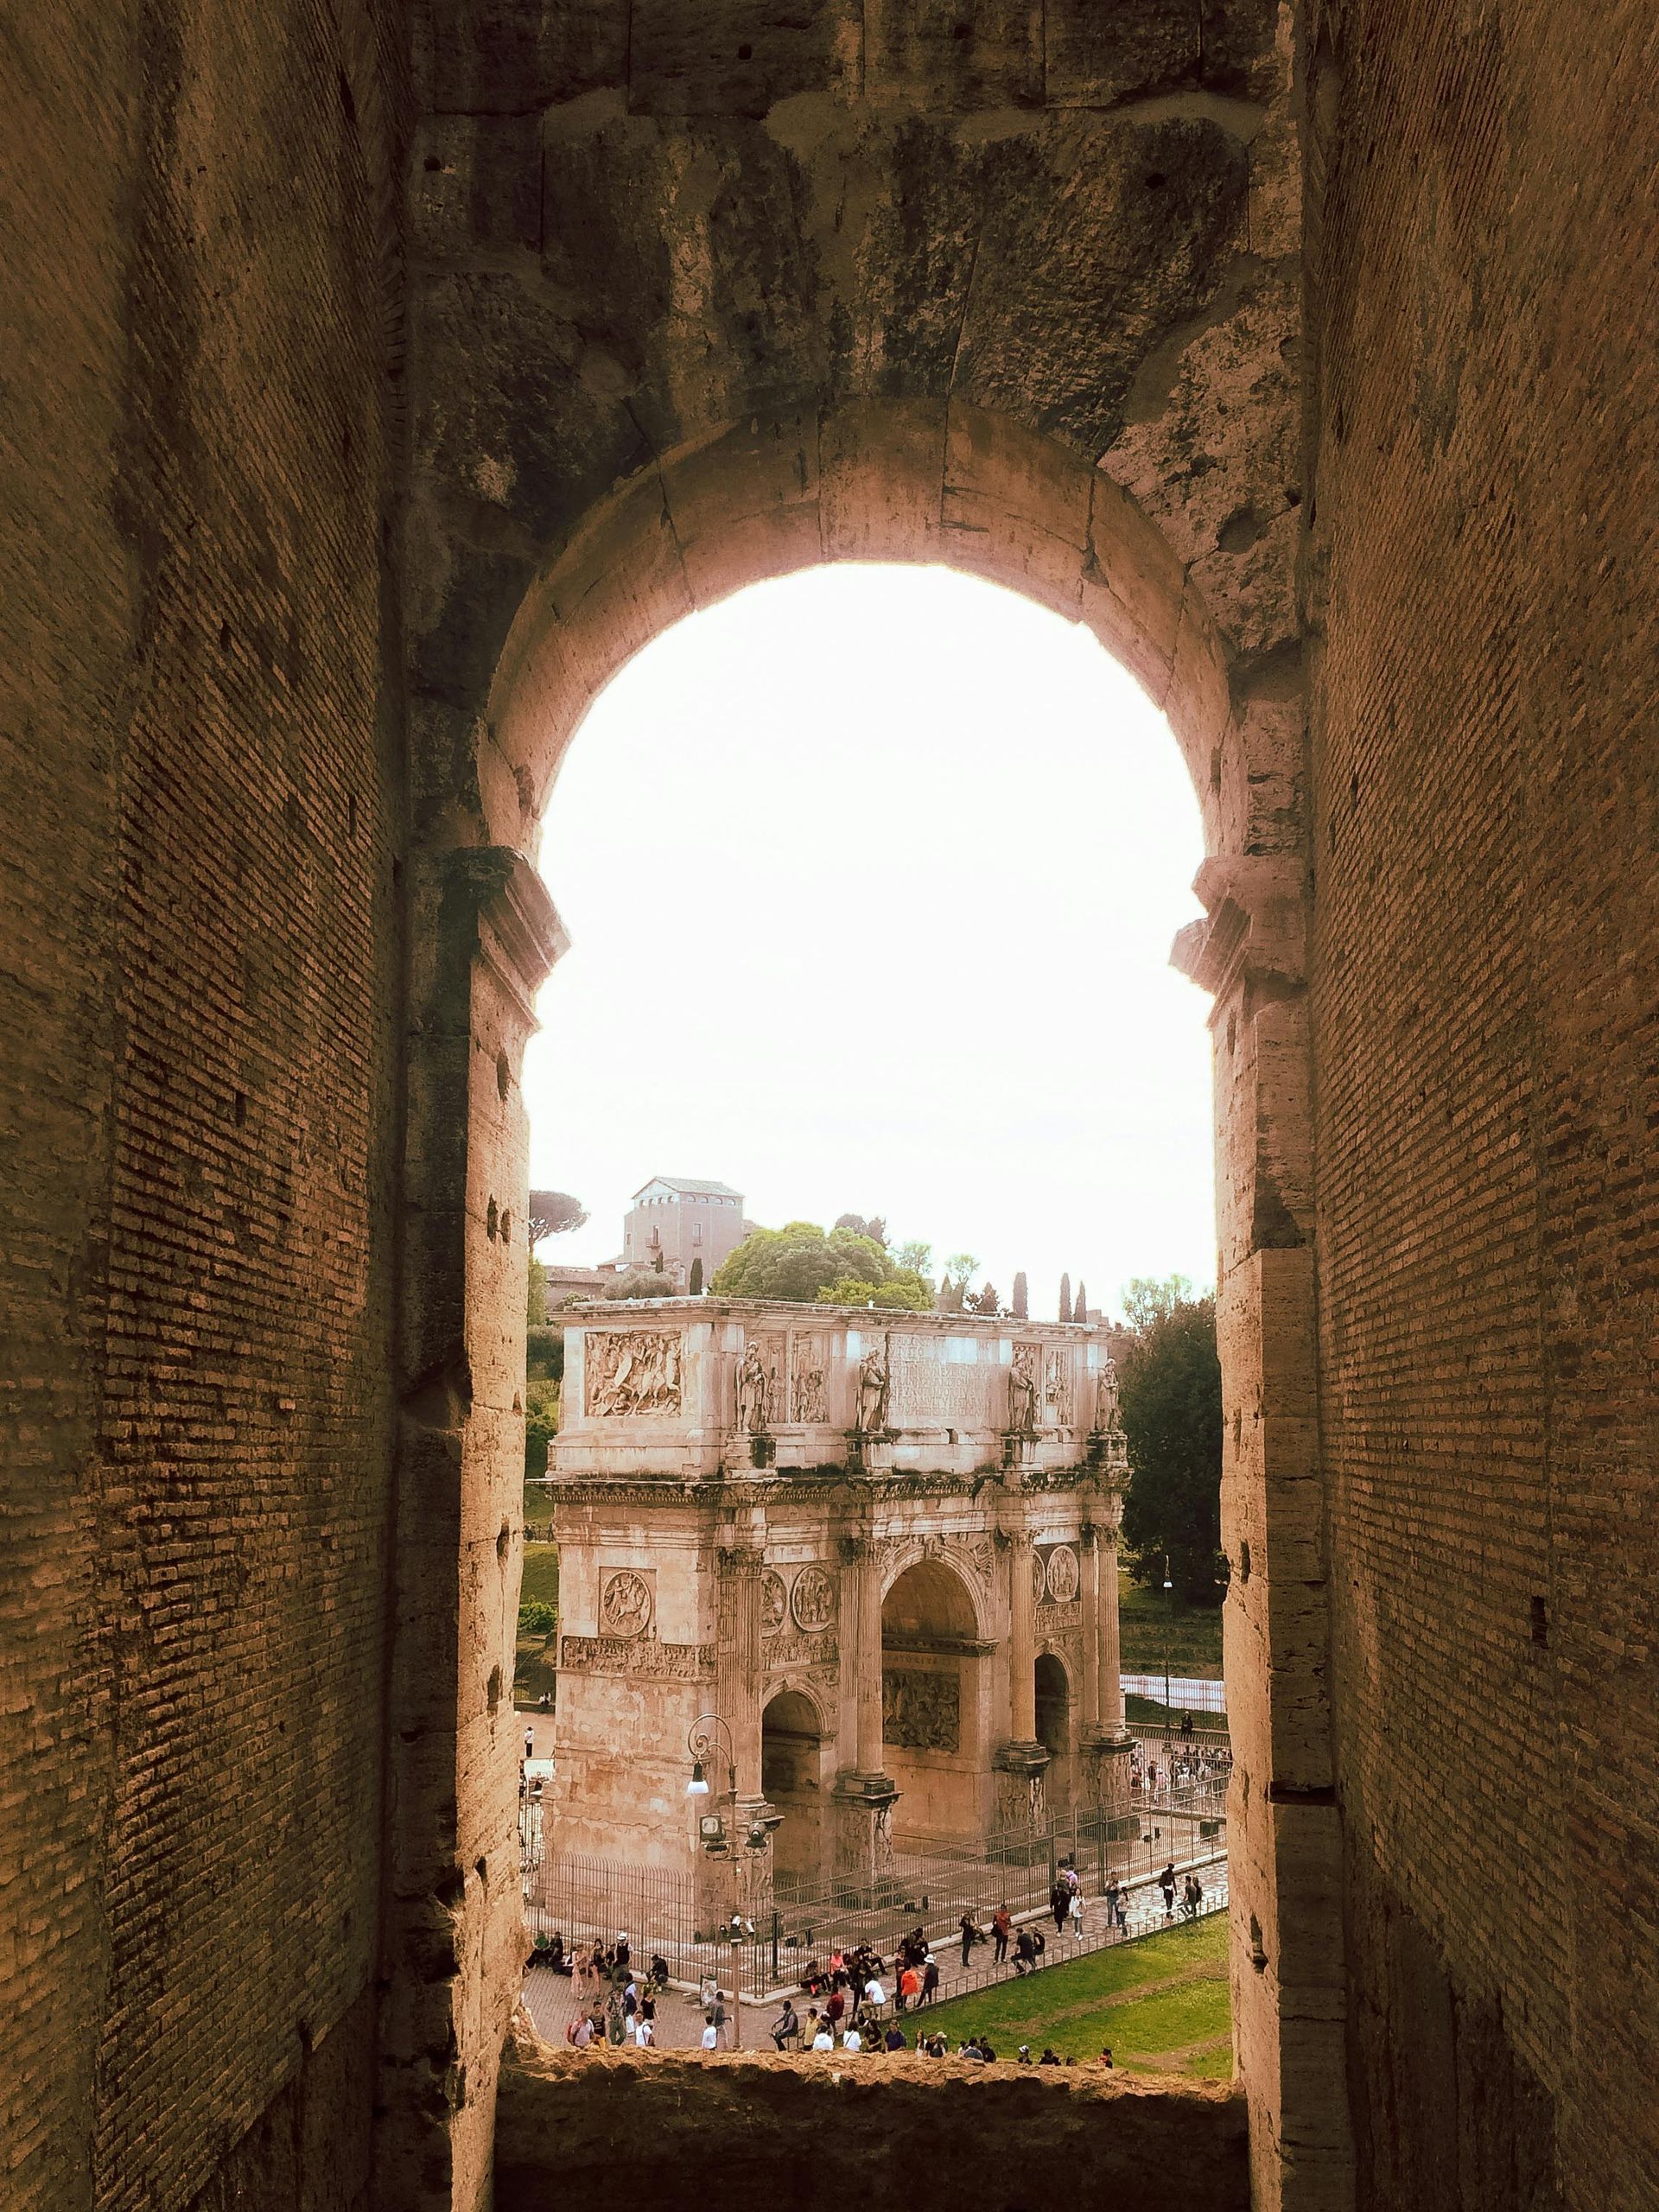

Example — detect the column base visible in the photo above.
[1080,1726,1138,1833]
[831,1770,900,1904]
[992,1739,1051,1832]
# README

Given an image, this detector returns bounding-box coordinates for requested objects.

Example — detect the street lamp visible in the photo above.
[1162,1554,1175,1770]
[685,1712,772,2051]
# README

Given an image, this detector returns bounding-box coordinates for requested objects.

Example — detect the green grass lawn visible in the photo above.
[519,1543,560,1610]
[902,1915,1231,2080]
[1117,1571,1224,1681]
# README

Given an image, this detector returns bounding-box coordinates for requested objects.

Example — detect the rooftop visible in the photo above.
[630,1174,743,1199]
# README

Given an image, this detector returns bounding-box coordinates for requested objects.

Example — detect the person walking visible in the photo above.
[919,1951,940,2006]
[1014,1927,1036,1976]
[1159,1861,1178,1919]
[1068,1887,1085,1941]
[1050,1880,1070,1936]
[992,1903,1012,1964]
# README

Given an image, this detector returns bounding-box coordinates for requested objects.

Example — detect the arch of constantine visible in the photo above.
[543,1299,1135,1890]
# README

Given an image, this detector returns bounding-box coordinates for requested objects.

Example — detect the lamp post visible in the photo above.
[685,1711,774,2051]
[1161,1554,1175,1772]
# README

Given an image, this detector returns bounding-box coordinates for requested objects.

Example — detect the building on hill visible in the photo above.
[621,1175,747,1289]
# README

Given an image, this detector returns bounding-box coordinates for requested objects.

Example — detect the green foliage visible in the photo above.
[893,1238,932,1277]
[518,1543,561,1610]
[527,1255,549,1327]
[715,1222,905,1303]
[970,1281,1001,1315]
[943,1252,979,1294]
[1119,1273,1196,1330]
[524,1377,560,1478]
[604,1269,675,1300]
[689,1257,703,1294]
[1073,1280,1088,1323]
[1117,1291,1224,1605]
[817,1271,932,1311]
[518,1598,556,1634]
[834,1212,887,1247]
[526,1325,564,1382]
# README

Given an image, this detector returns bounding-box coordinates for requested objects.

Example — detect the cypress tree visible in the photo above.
[1073,1279,1088,1323]
[689,1257,703,1294]
[1012,1271,1028,1319]
[1058,1274,1072,1324]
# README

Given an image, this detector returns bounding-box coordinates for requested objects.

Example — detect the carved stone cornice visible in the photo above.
[1170,854,1306,1004]
[452,845,569,1016]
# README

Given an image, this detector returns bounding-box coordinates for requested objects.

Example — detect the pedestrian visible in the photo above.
[1068,1888,1085,1940]
[772,1999,799,2051]
[633,2016,653,2048]
[959,1910,981,1969]
[920,1952,940,2005]
[992,1902,1012,1964]
[1159,1861,1177,1918]
[1031,1929,1046,1968]
[1050,1880,1069,1936]
[701,2019,719,2051]
[898,1962,919,2012]
[523,1724,533,1763]
[1014,1927,1036,1976]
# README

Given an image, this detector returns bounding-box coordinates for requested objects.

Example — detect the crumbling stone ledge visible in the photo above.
[495,2038,1247,2211]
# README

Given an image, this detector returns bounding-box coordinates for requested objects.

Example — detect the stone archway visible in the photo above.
[880,1556,988,1847]
[1034,1649,1073,1820]
[761,1686,828,1895]
[394,9,1348,2191]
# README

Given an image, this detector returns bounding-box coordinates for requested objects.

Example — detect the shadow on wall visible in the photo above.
[495,2035,1247,2212]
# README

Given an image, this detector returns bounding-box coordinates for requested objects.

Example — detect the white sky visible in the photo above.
[524,563,1216,1323]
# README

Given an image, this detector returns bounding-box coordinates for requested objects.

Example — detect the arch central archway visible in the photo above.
[880,1557,988,1849]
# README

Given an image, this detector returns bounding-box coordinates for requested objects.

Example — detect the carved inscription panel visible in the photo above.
[886,1334,994,1428]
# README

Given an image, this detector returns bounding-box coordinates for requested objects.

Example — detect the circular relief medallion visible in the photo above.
[791,1563,837,1633]
[761,1570,788,1634]
[1046,1543,1079,1604]
[600,1569,652,1639]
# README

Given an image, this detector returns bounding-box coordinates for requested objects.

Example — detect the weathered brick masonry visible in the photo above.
[1,3,1656,2210]
[1305,4,1657,2207]
[1,5,408,2209]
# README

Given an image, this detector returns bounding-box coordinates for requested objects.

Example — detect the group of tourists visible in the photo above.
[1153,1862,1208,1921]
[775,1928,943,2051]
[556,1931,673,2050]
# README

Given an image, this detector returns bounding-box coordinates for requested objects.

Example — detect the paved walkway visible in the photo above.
[520,1856,1227,2053]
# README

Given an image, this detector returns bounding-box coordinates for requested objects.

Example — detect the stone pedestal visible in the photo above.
[992,1739,1050,1833]
[1081,1725,1138,1839]
[831,1770,899,1904]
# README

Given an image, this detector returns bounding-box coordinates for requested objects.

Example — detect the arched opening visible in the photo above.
[880,1560,986,1849]
[1034,1650,1071,1819]
[760,1689,825,1893]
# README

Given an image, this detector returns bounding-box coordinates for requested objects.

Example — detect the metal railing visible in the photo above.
[523,1801,1227,2003]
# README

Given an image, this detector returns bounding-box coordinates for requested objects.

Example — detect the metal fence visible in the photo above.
[522,1797,1227,2002]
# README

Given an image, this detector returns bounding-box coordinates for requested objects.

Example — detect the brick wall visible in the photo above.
[1306,3,1658,2206]
[0,5,406,2208]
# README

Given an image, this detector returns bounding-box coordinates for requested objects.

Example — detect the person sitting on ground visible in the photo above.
[1039,2047,1062,2067]
[1017,2044,1033,2064]
[884,2023,907,2052]
[648,1953,669,1991]
[772,1999,799,2051]
[811,2021,835,2052]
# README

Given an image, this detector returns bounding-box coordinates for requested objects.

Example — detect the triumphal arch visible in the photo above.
[542,1298,1134,1891]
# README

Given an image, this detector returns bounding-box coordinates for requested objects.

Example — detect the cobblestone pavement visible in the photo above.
[520,1855,1227,2054]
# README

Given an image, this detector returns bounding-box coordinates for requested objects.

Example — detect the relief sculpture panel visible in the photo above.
[789,1333,829,1424]
[882,1668,961,1752]
[586,1330,683,1417]
[1043,1348,1073,1427]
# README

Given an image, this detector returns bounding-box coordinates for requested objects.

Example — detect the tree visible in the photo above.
[1120,1273,1195,1330]
[527,1255,549,1327]
[1116,1290,1224,1605]
[527,1189,588,1246]
[893,1238,933,1278]
[689,1256,703,1294]
[970,1281,1001,1316]
[605,1269,676,1300]
[715,1221,902,1303]
[1058,1274,1072,1324]
[1073,1279,1089,1324]
[817,1271,932,1311]
[835,1212,887,1248]
[1012,1271,1028,1320]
